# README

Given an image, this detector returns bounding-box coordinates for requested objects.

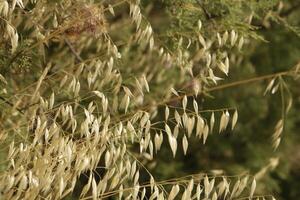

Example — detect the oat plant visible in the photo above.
[0,0,299,199]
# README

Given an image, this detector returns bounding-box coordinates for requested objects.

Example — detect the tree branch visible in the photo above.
[65,38,83,63]
[0,96,24,114]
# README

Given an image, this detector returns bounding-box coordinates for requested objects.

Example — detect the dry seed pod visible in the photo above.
[250,178,256,198]
[210,112,215,133]
[140,187,146,200]
[271,83,280,94]
[272,119,283,142]
[204,176,210,197]
[182,112,188,129]
[217,33,222,46]
[196,184,202,200]
[232,110,238,130]
[198,34,206,48]
[206,53,212,67]
[165,123,172,136]
[120,95,130,113]
[218,61,228,76]
[154,133,162,152]
[212,192,218,200]
[209,68,223,84]
[222,31,229,44]
[182,95,187,111]
[168,134,177,157]
[225,57,229,72]
[168,184,180,200]
[230,30,238,46]
[149,37,154,50]
[286,97,293,113]
[196,116,205,137]
[92,177,97,200]
[203,124,209,144]
[186,116,195,137]
[135,78,143,95]
[49,92,55,110]
[230,179,241,199]
[264,78,276,95]
[170,87,179,96]
[238,36,244,50]
[173,124,179,138]
[273,138,281,150]
[182,134,188,155]
[198,19,202,30]
[142,75,150,92]
[193,99,198,114]
[60,75,68,88]
[165,106,170,121]
[108,4,115,16]
[175,110,182,126]
[0,73,7,84]
[219,111,230,133]
[0,1,9,17]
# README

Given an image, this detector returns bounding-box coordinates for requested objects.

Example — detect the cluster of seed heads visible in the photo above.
[0,1,280,200]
